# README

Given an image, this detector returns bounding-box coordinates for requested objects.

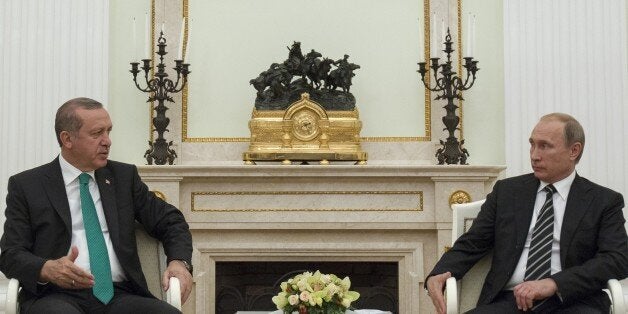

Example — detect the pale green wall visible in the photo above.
[108,0,505,166]
[108,0,150,165]
[462,0,505,166]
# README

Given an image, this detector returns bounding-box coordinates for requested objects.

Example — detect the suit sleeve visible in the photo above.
[551,191,628,303]
[0,176,49,295]
[130,166,193,267]
[427,180,501,281]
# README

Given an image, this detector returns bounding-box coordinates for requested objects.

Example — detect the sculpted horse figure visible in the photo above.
[300,49,322,81]
[249,63,292,100]
[306,58,334,89]
[325,62,360,92]
[283,41,304,77]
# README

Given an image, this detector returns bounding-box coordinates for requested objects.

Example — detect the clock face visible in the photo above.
[292,110,319,141]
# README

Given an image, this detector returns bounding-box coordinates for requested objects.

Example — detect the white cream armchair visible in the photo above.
[3,224,181,313]
[445,199,625,314]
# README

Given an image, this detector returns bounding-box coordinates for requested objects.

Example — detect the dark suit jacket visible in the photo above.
[428,173,628,311]
[0,158,193,304]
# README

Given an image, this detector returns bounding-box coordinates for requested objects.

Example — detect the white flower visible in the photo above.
[299,290,310,302]
[321,274,331,284]
[340,276,351,290]
[341,297,352,308]
[288,294,300,306]
[326,283,339,297]
[297,279,308,291]
[272,292,289,309]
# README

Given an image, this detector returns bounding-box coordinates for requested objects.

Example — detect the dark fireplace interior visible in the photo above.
[216,261,398,314]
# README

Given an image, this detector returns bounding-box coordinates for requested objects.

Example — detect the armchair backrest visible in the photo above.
[135,223,168,299]
[451,200,491,313]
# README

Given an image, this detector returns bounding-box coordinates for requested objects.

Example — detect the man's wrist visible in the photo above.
[173,259,193,274]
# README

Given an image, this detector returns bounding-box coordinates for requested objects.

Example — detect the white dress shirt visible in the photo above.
[504,170,576,290]
[59,155,126,282]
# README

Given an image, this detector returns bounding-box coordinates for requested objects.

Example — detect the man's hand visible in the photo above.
[426,272,452,314]
[513,278,558,311]
[162,260,193,304]
[39,246,94,289]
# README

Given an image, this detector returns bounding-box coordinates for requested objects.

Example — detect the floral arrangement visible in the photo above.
[272,270,360,314]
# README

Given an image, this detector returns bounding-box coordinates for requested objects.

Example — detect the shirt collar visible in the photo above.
[538,170,576,201]
[59,154,95,186]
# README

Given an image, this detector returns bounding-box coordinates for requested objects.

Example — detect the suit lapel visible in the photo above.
[95,166,120,248]
[43,158,72,235]
[514,175,540,248]
[559,175,591,263]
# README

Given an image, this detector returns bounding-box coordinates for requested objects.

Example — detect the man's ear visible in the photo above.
[570,142,583,160]
[59,131,73,149]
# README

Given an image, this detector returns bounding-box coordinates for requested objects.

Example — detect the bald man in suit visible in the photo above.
[0,98,193,313]
[426,113,627,313]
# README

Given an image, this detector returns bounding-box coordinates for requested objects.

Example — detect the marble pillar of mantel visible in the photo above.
[138,164,505,314]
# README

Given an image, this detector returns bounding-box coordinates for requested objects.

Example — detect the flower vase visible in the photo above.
[298,306,308,314]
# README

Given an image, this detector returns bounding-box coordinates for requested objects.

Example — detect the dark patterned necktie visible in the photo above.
[79,173,114,304]
[525,184,556,282]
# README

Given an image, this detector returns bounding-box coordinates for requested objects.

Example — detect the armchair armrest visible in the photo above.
[445,276,459,314]
[166,276,182,310]
[6,278,19,314]
[607,279,625,314]
[4,277,182,312]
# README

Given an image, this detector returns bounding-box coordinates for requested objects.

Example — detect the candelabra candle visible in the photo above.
[130,31,191,165]
[417,28,479,165]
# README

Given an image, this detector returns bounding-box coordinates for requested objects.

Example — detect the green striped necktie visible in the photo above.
[79,173,114,304]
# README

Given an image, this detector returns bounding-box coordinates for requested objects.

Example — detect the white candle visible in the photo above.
[177,18,185,60]
[418,17,424,62]
[465,13,471,57]
[441,19,446,59]
[132,18,137,61]
[161,22,165,35]
[471,14,476,57]
[144,13,150,59]
[184,19,190,61]
[430,13,437,57]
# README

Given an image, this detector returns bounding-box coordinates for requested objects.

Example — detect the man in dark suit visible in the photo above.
[426,113,628,313]
[0,98,193,313]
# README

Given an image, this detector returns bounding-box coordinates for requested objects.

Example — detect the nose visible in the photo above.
[530,147,540,161]
[101,132,112,147]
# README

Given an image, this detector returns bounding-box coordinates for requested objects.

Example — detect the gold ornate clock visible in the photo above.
[243,93,367,165]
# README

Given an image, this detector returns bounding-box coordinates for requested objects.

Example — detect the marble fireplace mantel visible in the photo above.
[138,164,505,313]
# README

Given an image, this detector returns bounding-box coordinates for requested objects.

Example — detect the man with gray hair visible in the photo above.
[1,97,193,313]
[426,113,627,313]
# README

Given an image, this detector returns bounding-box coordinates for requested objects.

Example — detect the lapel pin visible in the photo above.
[105,179,111,185]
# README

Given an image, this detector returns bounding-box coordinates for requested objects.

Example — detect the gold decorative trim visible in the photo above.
[191,190,423,212]
[424,0,432,141]
[184,137,250,143]
[361,136,431,142]
[449,190,471,206]
[177,0,445,143]
[152,190,167,201]
[457,0,464,139]
[149,0,156,142]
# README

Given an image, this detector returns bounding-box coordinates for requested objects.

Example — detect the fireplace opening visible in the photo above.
[215,261,398,314]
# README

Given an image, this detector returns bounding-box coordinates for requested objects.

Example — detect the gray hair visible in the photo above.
[55,97,103,146]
